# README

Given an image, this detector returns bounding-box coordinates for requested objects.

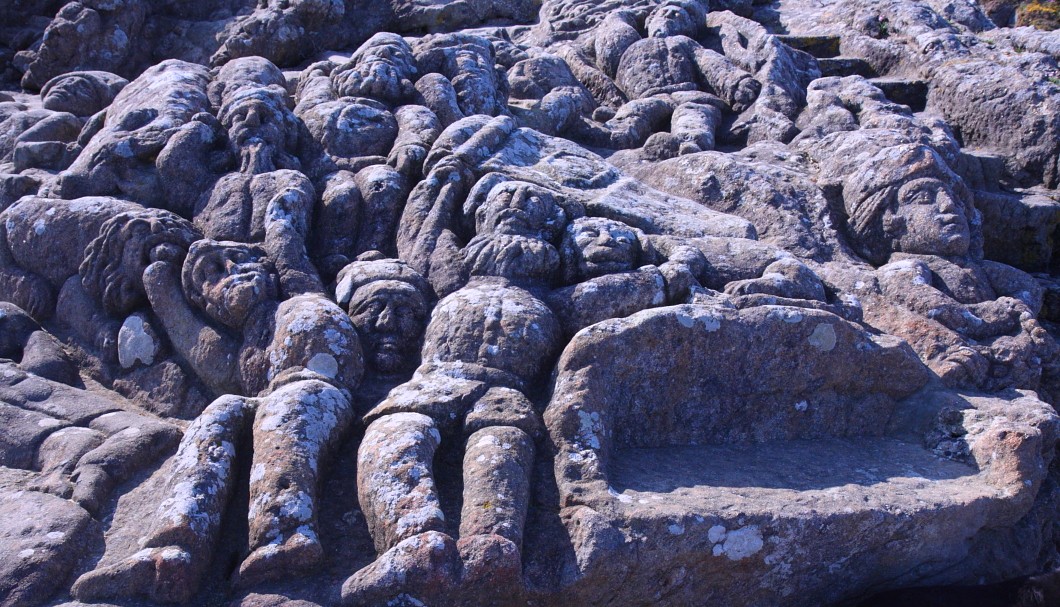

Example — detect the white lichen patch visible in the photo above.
[307,352,339,378]
[118,314,159,368]
[707,525,727,543]
[720,526,764,561]
[807,323,836,351]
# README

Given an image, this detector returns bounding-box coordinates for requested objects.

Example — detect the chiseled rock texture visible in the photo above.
[1,0,1060,606]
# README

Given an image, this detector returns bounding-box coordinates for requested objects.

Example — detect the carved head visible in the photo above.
[884,177,971,257]
[217,86,301,174]
[474,180,568,242]
[80,209,200,316]
[561,217,643,282]
[181,240,278,329]
[646,0,707,38]
[331,33,418,104]
[843,145,973,264]
[41,71,128,117]
[312,97,397,159]
[335,255,431,374]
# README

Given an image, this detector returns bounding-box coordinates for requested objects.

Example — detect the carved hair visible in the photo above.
[80,209,200,316]
[841,144,974,264]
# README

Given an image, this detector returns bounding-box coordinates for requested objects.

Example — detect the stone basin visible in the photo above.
[544,304,1058,606]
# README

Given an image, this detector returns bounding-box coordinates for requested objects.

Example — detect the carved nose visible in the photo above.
[937,193,958,214]
[376,306,396,329]
[245,108,262,127]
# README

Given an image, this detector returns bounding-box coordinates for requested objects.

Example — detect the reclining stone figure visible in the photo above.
[563,0,761,157]
[294,34,441,274]
[71,238,363,601]
[344,151,704,604]
[0,196,197,327]
[181,57,323,295]
[48,60,212,210]
[830,142,1057,395]
[0,71,127,173]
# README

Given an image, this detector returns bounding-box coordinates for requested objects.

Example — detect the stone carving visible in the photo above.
[49,59,212,209]
[72,239,364,601]
[1,0,1060,605]
[0,71,126,174]
[295,34,439,275]
[560,0,762,158]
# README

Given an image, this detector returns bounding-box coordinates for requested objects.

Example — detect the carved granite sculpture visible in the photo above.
[1,0,1060,606]
[295,34,440,275]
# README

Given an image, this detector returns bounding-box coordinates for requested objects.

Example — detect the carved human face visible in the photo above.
[564,217,640,279]
[646,2,697,38]
[478,182,565,241]
[192,246,277,328]
[886,178,970,257]
[347,281,427,373]
[222,96,290,173]
[42,75,96,114]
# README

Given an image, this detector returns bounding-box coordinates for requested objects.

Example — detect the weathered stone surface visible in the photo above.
[1,0,1060,605]
[0,488,97,607]
[545,304,1058,606]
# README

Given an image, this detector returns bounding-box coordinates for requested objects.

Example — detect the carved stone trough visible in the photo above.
[545,303,1058,606]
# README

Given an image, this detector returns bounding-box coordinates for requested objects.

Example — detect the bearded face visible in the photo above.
[220,93,296,174]
[562,217,641,280]
[185,243,278,329]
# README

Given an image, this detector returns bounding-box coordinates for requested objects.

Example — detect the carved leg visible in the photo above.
[354,164,408,258]
[312,170,362,279]
[237,379,353,586]
[357,412,446,554]
[343,412,457,606]
[459,426,534,547]
[671,101,722,155]
[457,426,534,593]
[71,394,254,604]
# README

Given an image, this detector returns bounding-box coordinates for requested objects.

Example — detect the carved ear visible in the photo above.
[882,212,904,238]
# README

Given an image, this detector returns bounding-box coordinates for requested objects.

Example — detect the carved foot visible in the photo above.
[71,546,198,604]
[234,530,324,589]
[340,531,460,607]
[457,534,523,600]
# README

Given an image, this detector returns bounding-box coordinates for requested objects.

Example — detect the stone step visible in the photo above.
[817,56,876,78]
[974,187,1060,273]
[954,148,1008,191]
[869,77,928,112]
[775,34,841,58]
